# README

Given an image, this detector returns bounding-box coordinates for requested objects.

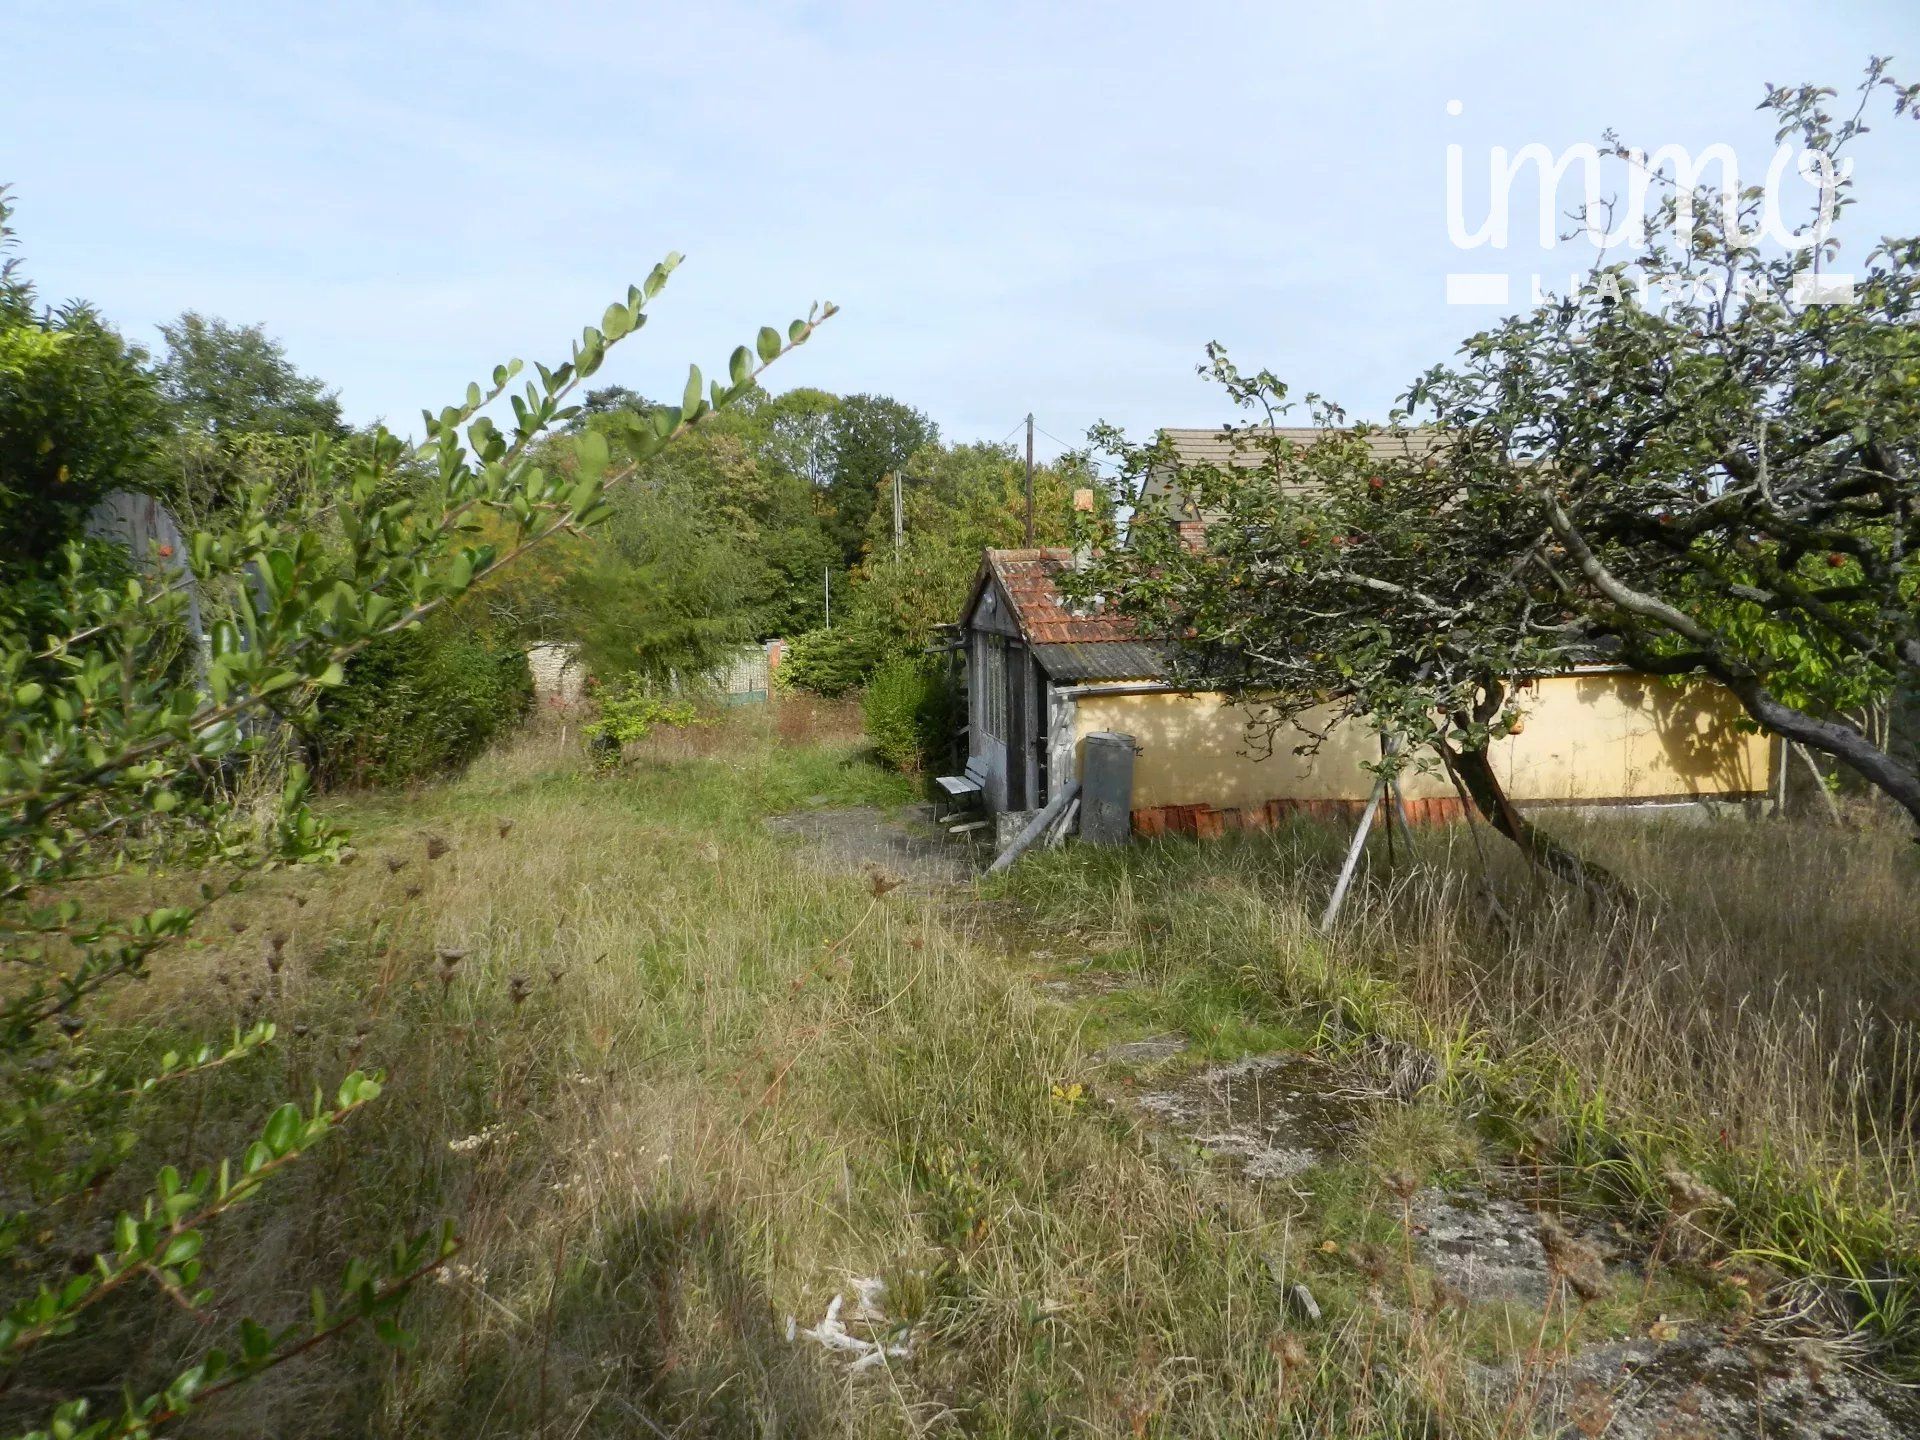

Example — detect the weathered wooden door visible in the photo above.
[1006,643,1029,810]
[1034,675,1050,806]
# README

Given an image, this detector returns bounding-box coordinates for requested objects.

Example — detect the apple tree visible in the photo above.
[1082,60,1920,900]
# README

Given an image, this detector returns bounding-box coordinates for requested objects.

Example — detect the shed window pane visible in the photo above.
[981,635,1007,739]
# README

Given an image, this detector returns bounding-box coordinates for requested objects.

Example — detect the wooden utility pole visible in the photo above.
[823,565,831,629]
[1024,413,1035,545]
[891,469,902,561]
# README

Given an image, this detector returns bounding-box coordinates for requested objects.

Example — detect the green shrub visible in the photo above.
[776,624,891,696]
[307,623,532,787]
[0,303,166,566]
[583,675,701,746]
[861,654,956,774]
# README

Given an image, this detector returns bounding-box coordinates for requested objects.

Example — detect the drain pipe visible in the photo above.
[986,780,1082,875]
[1048,683,1177,701]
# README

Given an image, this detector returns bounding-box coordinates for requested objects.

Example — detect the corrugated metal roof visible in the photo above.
[1029,641,1168,681]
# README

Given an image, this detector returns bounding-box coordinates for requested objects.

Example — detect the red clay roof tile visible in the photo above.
[983,548,1139,645]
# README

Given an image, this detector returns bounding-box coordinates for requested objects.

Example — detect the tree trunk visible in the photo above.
[1718,673,1920,835]
[1437,741,1636,912]
[1536,491,1920,834]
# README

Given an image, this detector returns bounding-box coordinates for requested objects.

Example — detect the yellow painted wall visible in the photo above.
[1070,673,1771,809]
[1494,673,1768,801]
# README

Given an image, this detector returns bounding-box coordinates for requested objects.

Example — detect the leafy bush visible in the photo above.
[1,188,166,566]
[583,674,701,746]
[861,654,956,774]
[776,624,891,697]
[305,625,533,788]
[2,180,831,1434]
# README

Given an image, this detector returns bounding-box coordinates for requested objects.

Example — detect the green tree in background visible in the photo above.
[751,463,841,634]
[781,440,1103,694]
[154,312,347,440]
[570,475,769,678]
[471,385,841,672]
[760,384,840,489]
[0,188,165,567]
[752,387,847,631]
[150,312,367,525]
[578,383,646,418]
[822,392,937,563]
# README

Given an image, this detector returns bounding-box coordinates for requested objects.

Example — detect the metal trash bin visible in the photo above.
[1080,732,1135,846]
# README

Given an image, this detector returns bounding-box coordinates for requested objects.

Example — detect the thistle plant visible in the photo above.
[0,220,832,1437]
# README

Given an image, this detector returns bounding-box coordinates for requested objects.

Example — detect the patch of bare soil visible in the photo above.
[1084,1036,1920,1438]
[1038,969,1138,1003]
[1514,1332,1920,1439]
[1409,1186,1622,1309]
[1087,1033,1189,1064]
[1131,1052,1366,1183]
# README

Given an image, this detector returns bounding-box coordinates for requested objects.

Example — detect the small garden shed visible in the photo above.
[956,547,1776,836]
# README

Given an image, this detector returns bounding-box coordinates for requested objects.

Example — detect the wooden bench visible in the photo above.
[933,756,988,826]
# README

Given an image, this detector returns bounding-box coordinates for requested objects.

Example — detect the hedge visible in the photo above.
[306,623,532,788]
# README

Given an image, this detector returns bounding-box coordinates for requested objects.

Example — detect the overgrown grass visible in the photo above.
[26,708,1911,1436]
[18,707,1564,1438]
[1001,812,1920,1363]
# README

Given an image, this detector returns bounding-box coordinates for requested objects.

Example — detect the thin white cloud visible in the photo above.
[4,0,1915,456]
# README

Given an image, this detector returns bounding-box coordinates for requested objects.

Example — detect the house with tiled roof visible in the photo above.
[953,429,1777,837]
[1142,426,1447,514]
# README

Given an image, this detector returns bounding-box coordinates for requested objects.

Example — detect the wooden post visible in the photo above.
[1389,780,1417,857]
[1047,796,1081,848]
[1793,742,1843,824]
[987,780,1081,875]
[1375,730,1415,866]
[1024,413,1035,546]
[1321,733,1404,931]
[1319,775,1388,932]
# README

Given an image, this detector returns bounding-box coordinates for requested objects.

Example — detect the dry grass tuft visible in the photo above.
[32,717,1913,1436]
[1007,809,1920,1355]
[18,721,1534,1437]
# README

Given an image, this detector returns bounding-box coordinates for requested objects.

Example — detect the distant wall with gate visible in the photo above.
[711,644,775,704]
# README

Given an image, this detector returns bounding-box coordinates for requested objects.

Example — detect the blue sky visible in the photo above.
[5,1,1917,458]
